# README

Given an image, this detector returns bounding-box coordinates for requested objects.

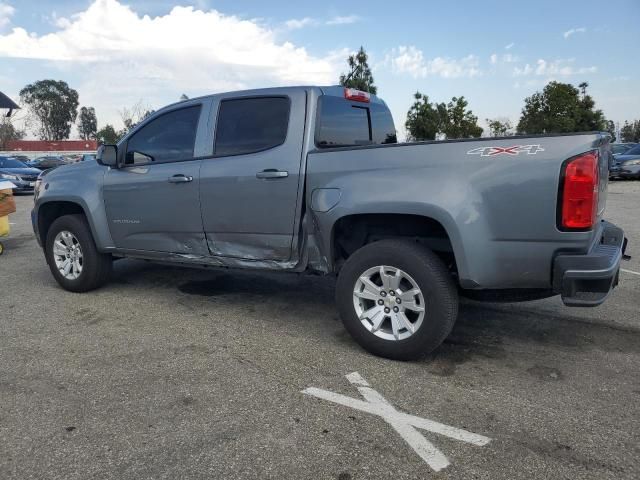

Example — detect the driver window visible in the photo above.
[125,105,201,165]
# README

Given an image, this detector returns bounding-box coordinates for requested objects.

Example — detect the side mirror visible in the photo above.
[96,144,117,167]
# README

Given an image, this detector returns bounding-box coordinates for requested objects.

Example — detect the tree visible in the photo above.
[96,124,120,144]
[119,100,154,133]
[405,93,483,141]
[578,81,589,97]
[339,46,377,94]
[19,80,79,140]
[443,96,483,139]
[517,81,607,134]
[405,92,444,141]
[78,106,97,140]
[0,117,25,149]
[576,83,608,132]
[605,120,616,143]
[486,118,513,137]
[620,120,640,143]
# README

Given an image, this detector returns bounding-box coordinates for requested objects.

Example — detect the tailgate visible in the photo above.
[596,137,612,222]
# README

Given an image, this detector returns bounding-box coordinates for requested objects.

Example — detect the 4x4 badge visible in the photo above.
[467,145,545,156]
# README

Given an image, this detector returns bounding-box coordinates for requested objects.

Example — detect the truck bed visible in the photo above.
[306,132,611,290]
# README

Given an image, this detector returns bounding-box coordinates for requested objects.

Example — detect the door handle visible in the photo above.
[168,174,193,183]
[256,169,288,179]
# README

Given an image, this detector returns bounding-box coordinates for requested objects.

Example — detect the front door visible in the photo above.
[199,92,307,261]
[103,103,208,255]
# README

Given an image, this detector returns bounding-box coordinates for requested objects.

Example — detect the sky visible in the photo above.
[0,0,638,139]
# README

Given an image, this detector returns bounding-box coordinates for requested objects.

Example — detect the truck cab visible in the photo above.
[75,87,395,264]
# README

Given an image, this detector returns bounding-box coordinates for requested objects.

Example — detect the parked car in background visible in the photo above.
[611,143,637,155]
[80,153,96,162]
[61,154,81,163]
[10,155,32,164]
[0,156,42,193]
[27,156,67,171]
[610,144,640,179]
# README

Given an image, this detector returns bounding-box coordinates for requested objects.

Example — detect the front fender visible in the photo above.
[35,162,113,250]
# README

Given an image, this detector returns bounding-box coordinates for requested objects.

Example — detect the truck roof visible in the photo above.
[161,85,387,112]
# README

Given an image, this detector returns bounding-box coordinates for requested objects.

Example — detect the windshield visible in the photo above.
[612,144,631,154]
[624,145,640,156]
[0,157,27,168]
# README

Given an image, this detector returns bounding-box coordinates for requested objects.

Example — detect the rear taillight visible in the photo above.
[559,150,599,230]
[344,87,370,103]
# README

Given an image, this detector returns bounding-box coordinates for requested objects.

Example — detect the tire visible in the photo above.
[336,239,458,361]
[45,214,112,292]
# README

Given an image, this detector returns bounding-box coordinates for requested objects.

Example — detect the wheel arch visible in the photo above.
[37,200,97,248]
[328,210,468,283]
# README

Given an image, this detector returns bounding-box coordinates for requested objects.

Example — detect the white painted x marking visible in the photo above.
[302,372,491,472]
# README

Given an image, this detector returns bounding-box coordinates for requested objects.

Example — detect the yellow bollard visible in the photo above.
[0,185,15,255]
[0,215,7,254]
[0,215,8,237]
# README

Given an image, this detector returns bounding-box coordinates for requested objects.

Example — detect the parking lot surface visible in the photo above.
[1,182,639,479]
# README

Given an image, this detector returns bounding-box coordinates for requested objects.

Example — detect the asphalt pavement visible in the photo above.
[0,181,638,479]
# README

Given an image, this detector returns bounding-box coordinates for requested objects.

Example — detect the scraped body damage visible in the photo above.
[112,211,330,274]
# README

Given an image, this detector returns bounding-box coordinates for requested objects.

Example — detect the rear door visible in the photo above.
[103,102,210,254]
[199,91,307,261]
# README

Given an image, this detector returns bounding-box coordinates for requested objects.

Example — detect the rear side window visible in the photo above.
[315,96,397,148]
[370,103,398,145]
[125,105,201,165]
[214,97,290,156]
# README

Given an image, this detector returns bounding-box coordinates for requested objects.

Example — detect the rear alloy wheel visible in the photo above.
[353,265,426,341]
[336,239,458,360]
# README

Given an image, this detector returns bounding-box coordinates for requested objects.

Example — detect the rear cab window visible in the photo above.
[315,93,397,148]
[214,97,290,157]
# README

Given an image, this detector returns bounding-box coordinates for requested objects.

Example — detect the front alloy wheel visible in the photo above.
[52,230,84,280]
[45,214,112,292]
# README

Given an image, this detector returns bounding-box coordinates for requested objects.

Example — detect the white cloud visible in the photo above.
[387,46,481,79]
[43,11,72,29]
[513,58,597,77]
[505,42,515,50]
[490,53,519,66]
[0,2,15,29]
[0,0,342,127]
[284,17,316,30]
[513,64,533,76]
[326,15,360,25]
[285,14,361,29]
[563,27,586,39]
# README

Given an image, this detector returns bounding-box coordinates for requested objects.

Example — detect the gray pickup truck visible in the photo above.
[31,86,628,360]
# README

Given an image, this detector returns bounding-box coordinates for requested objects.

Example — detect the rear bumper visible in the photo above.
[13,186,35,192]
[11,179,36,192]
[552,221,627,306]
